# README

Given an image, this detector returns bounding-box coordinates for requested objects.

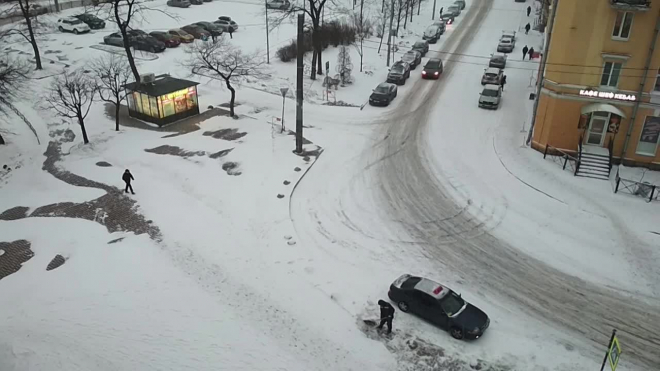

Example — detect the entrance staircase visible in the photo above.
[576,144,612,180]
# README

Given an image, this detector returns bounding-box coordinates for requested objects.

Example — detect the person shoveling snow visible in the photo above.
[377,299,395,335]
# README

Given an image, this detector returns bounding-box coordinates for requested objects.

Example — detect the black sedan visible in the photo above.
[194,21,224,37]
[74,13,106,29]
[401,50,421,69]
[388,274,490,340]
[369,82,398,106]
[421,58,443,79]
[411,40,429,57]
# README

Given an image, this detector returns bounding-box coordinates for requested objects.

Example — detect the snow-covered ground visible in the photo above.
[2,0,659,370]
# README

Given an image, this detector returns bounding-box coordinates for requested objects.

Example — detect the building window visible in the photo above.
[612,11,633,40]
[636,116,660,156]
[654,69,660,92]
[601,62,623,87]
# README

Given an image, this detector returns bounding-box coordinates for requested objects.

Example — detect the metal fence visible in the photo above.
[614,168,660,203]
[543,144,578,175]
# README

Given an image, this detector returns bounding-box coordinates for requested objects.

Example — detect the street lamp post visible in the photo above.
[280,87,289,132]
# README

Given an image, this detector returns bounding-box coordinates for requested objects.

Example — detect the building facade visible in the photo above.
[531,0,660,170]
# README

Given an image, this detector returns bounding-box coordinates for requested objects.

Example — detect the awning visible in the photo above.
[581,103,627,118]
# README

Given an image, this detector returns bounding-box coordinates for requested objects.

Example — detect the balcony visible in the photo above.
[610,0,651,11]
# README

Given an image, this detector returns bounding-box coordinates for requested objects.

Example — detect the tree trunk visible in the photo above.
[226,80,236,117]
[115,103,121,131]
[25,18,42,70]
[316,45,323,76]
[78,116,90,144]
[378,22,385,53]
[121,30,141,82]
[0,133,5,145]
[311,50,318,80]
[404,1,409,29]
[360,39,363,72]
[410,0,413,22]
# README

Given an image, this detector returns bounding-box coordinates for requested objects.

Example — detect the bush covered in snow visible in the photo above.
[276,22,357,62]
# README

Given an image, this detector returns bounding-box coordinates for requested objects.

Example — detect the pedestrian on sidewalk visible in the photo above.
[439,7,443,15]
[526,5,531,17]
[211,33,217,43]
[522,45,529,60]
[500,74,507,91]
[377,300,395,335]
[229,27,234,39]
[525,23,531,34]
[122,169,135,195]
[528,47,535,60]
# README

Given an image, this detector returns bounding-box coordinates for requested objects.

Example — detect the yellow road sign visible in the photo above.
[609,335,622,371]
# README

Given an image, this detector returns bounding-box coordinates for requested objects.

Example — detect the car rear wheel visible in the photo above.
[450,327,464,339]
[397,301,409,312]
[58,26,64,32]
[74,29,79,34]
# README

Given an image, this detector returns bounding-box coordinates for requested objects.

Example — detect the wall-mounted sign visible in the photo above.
[579,89,637,101]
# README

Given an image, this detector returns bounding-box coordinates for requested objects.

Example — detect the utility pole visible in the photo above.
[432,0,436,19]
[386,0,395,67]
[622,7,660,157]
[265,0,270,64]
[296,13,304,154]
[526,0,558,145]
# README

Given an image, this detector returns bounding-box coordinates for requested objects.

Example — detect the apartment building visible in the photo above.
[531,0,660,171]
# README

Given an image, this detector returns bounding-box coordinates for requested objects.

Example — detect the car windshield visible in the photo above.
[448,6,457,10]
[425,62,439,68]
[375,85,390,93]
[70,19,83,24]
[425,27,437,33]
[402,54,414,61]
[482,88,499,97]
[500,39,511,44]
[391,66,404,73]
[440,292,465,316]
[401,276,421,289]
[414,43,425,48]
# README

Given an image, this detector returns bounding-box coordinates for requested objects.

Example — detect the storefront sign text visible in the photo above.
[579,90,637,101]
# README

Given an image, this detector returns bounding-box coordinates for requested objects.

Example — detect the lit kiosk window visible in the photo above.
[123,74,200,126]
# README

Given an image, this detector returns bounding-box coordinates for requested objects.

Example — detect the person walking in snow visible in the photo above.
[122,169,135,195]
[377,300,395,335]
[525,23,531,34]
[439,7,443,15]
[526,5,531,17]
[522,45,529,60]
[528,47,535,60]
[228,27,234,39]
[500,74,507,91]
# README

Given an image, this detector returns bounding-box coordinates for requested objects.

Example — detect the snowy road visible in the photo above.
[293,0,660,369]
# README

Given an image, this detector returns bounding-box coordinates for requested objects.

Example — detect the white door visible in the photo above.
[586,112,610,146]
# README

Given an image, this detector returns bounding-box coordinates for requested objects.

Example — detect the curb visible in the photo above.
[288,147,324,218]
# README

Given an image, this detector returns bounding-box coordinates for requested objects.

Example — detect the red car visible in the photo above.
[149,31,181,47]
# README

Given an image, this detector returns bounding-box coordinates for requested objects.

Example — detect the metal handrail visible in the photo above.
[608,137,614,171]
[575,134,583,176]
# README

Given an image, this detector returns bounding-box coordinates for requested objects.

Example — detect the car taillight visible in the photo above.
[434,72,439,75]
[422,71,426,75]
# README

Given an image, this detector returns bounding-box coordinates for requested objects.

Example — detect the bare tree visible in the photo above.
[0,58,27,144]
[351,0,372,72]
[44,72,96,144]
[270,0,338,80]
[89,55,132,131]
[96,0,177,82]
[0,0,47,70]
[184,38,265,117]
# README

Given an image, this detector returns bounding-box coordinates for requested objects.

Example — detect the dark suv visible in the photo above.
[74,13,106,29]
[387,62,410,85]
[411,40,429,57]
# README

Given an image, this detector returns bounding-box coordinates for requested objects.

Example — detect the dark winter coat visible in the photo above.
[522,46,529,55]
[378,300,395,320]
[528,47,535,57]
[122,171,134,183]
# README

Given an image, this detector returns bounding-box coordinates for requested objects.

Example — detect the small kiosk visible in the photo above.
[123,74,200,126]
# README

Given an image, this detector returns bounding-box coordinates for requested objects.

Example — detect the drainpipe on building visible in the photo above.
[621,8,660,159]
[526,0,559,146]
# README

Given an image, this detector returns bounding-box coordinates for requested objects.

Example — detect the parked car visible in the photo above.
[73,13,106,29]
[453,0,466,9]
[149,31,181,47]
[202,0,212,2]
[387,62,410,85]
[28,4,47,16]
[57,17,90,34]
[423,25,442,43]
[369,82,398,106]
[501,30,516,41]
[181,24,211,39]
[194,21,224,36]
[393,60,411,78]
[497,36,515,53]
[134,36,166,53]
[214,19,237,32]
[478,84,502,109]
[481,67,503,85]
[488,53,507,69]
[446,5,461,16]
[218,16,239,31]
[167,0,191,7]
[388,274,490,340]
[421,58,443,79]
[440,12,455,24]
[432,19,446,34]
[411,40,429,57]
[126,29,149,38]
[190,0,203,5]
[266,0,290,9]
[401,50,422,69]
[103,32,125,47]
[168,28,195,43]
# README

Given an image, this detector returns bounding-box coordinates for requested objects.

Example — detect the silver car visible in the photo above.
[497,36,515,53]
[479,84,502,109]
